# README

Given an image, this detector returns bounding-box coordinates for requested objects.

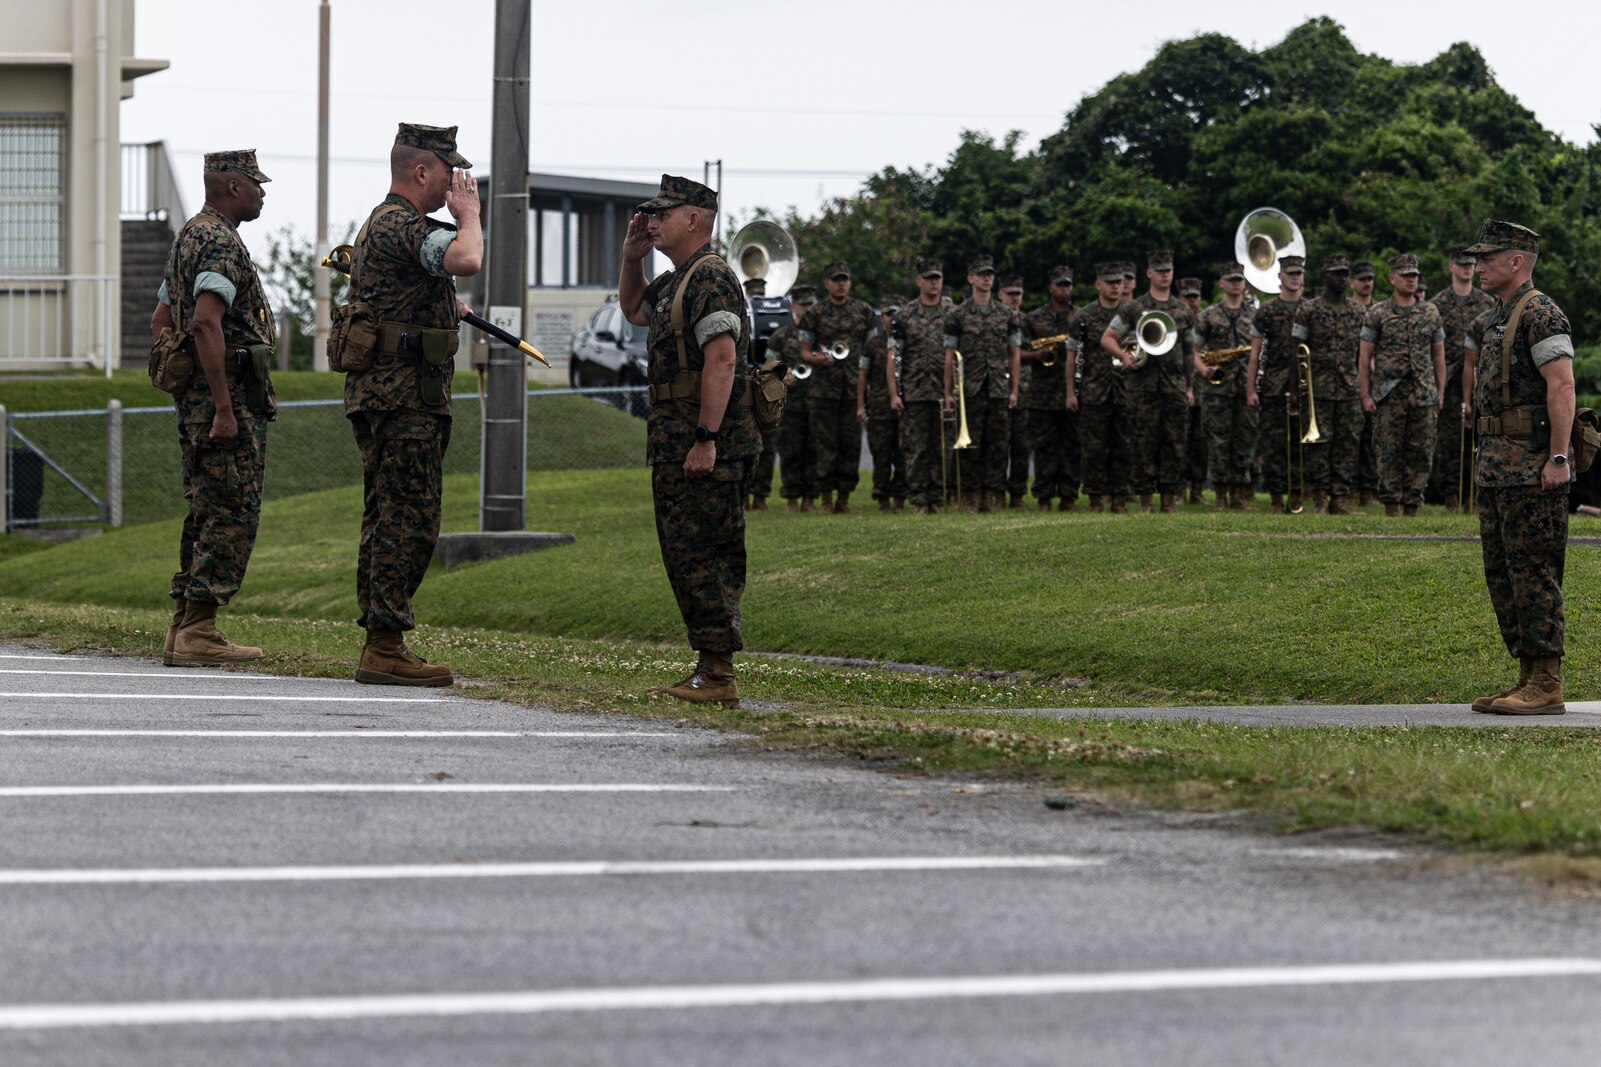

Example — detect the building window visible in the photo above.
[0,114,66,273]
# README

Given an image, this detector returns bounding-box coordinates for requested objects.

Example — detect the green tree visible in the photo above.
[255,223,354,369]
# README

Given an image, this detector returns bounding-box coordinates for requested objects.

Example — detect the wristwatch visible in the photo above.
[1552,453,1568,467]
[694,425,721,443]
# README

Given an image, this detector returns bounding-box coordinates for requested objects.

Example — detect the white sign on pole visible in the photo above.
[487,306,523,338]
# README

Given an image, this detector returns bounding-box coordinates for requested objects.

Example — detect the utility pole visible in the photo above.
[480,0,531,531]
[312,0,331,371]
[703,158,722,252]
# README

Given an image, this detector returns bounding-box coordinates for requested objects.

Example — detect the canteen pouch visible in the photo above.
[415,328,459,406]
[750,358,788,432]
[147,326,195,394]
[328,300,379,373]
[1572,408,1601,474]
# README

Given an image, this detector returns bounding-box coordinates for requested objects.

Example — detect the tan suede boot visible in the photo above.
[976,490,993,514]
[1109,495,1128,514]
[819,491,836,514]
[1088,494,1104,513]
[652,651,739,708]
[1473,658,1533,714]
[355,630,453,687]
[1403,503,1419,517]
[1037,499,1052,512]
[162,599,190,667]
[1139,493,1154,514]
[1270,492,1285,514]
[1384,502,1400,517]
[1188,482,1205,505]
[1360,490,1377,506]
[1329,495,1354,515]
[1489,657,1565,715]
[878,498,892,512]
[1312,491,1328,514]
[800,497,816,512]
[1444,492,1459,512]
[170,601,263,667]
[786,498,799,512]
[1009,493,1024,509]
[892,498,905,512]
[750,497,767,512]
[833,492,851,515]
[1159,492,1178,513]
[1228,486,1248,511]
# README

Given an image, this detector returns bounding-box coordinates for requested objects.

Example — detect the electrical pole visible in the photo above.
[312,0,331,371]
[703,158,722,252]
[480,0,530,531]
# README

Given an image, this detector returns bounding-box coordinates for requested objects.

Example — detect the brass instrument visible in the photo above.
[1235,207,1306,296]
[1199,344,1251,368]
[1026,332,1069,368]
[727,220,798,297]
[952,351,974,450]
[1297,344,1324,445]
[792,363,812,381]
[1120,310,1177,371]
[827,341,852,362]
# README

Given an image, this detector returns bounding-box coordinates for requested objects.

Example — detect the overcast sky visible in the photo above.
[121,0,1599,259]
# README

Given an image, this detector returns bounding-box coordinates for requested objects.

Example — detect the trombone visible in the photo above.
[1286,343,1325,513]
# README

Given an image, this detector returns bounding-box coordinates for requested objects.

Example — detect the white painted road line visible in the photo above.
[0,692,454,703]
[0,730,678,739]
[0,653,90,661]
[0,668,312,680]
[0,783,735,798]
[1,959,1598,1030]
[0,855,1104,886]
[1249,847,1404,863]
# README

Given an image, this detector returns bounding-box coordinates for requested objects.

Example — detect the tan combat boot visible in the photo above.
[1384,502,1400,517]
[1189,482,1205,505]
[1311,491,1328,514]
[1009,493,1025,509]
[800,496,816,512]
[1489,657,1565,715]
[1473,658,1533,714]
[169,601,263,667]
[1228,486,1248,511]
[819,491,836,514]
[1088,495,1104,513]
[355,630,453,687]
[1444,492,1459,512]
[652,651,739,708]
[892,498,905,512]
[162,599,190,667]
[1109,495,1128,514]
[1037,498,1052,512]
[878,498,892,512]
[1329,495,1354,515]
[1059,499,1078,512]
[1159,492,1178,513]
[976,490,993,514]
[750,497,767,512]
[833,492,851,515]
[1403,503,1419,517]
[1270,491,1285,514]
[1138,493,1154,514]
[786,498,799,512]
[1360,490,1376,506]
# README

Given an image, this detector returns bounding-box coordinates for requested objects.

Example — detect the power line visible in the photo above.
[166,148,879,180]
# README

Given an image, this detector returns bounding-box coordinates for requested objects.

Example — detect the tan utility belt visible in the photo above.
[1476,405,1541,436]
[648,370,753,407]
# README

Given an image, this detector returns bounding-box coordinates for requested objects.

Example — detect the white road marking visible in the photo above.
[1250,847,1404,863]
[0,653,90,661]
[0,855,1104,886]
[0,959,1597,1029]
[0,783,733,798]
[0,730,677,739]
[0,692,452,703]
[0,668,314,680]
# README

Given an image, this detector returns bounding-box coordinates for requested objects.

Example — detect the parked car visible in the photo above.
[568,299,649,418]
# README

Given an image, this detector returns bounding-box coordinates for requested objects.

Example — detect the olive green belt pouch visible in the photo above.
[413,329,458,405]
[245,345,274,413]
[148,327,196,394]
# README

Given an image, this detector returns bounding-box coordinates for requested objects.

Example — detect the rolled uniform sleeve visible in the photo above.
[1527,296,1574,367]
[693,310,743,348]
[419,229,456,278]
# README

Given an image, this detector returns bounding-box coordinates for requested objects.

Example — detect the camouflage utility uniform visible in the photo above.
[1075,300,1131,505]
[1020,303,1078,507]
[162,205,277,608]
[768,320,812,503]
[1119,293,1195,504]
[1430,285,1496,505]
[1363,297,1445,509]
[1196,302,1258,499]
[1292,294,1365,504]
[944,299,1022,499]
[344,193,462,634]
[860,319,905,504]
[797,297,874,502]
[642,246,760,652]
[895,301,951,509]
[1249,296,1301,498]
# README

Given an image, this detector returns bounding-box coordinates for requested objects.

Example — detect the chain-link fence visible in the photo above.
[2,387,648,530]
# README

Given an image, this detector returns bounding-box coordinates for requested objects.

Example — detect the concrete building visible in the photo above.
[0,0,168,374]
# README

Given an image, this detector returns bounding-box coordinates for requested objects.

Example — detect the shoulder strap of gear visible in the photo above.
[669,252,732,374]
[1500,288,1542,411]
[349,203,409,300]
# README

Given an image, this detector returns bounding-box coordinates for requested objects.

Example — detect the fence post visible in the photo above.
[278,309,292,373]
[0,404,9,534]
[106,399,123,527]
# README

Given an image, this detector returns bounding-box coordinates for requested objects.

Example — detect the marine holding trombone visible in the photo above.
[1244,254,1306,513]
[1291,255,1367,514]
[942,255,1023,513]
[886,258,954,514]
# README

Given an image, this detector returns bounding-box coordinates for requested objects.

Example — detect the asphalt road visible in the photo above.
[1,643,1600,1065]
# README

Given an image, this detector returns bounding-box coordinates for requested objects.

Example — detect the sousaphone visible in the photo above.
[1234,207,1305,296]
[727,220,798,298]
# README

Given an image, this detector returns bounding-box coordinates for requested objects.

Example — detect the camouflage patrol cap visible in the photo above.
[203,149,270,184]
[1388,253,1421,276]
[636,173,718,212]
[915,257,943,278]
[1351,261,1375,279]
[743,278,767,296]
[1321,255,1350,273]
[1096,262,1123,282]
[1279,255,1306,274]
[1049,265,1074,285]
[1461,218,1540,256]
[967,254,996,275]
[789,284,818,304]
[1177,277,1202,296]
[395,123,471,168]
[824,261,851,280]
[1120,261,1138,278]
[1219,262,1246,281]
[1146,250,1174,271]
[998,275,1024,292]
[1449,249,1478,265]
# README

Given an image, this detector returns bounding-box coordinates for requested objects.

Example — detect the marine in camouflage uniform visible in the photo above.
[943,255,1022,511]
[1462,220,1575,715]
[1020,266,1079,509]
[1350,261,1380,502]
[769,287,816,507]
[1178,278,1208,501]
[797,262,874,513]
[857,302,906,508]
[1245,256,1305,511]
[1071,263,1133,511]
[888,259,951,513]
[1195,262,1258,508]
[1359,253,1446,515]
[1113,251,1197,512]
[1291,256,1366,513]
[342,124,480,687]
[1427,250,1497,511]
[152,149,276,667]
[621,174,760,706]
[997,276,1032,506]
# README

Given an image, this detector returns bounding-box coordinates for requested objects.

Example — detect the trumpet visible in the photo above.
[827,341,851,361]
[1026,333,1069,368]
[792,362,812,380]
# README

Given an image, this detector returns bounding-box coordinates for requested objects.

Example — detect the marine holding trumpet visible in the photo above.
[1194,261,1258,509]
[1244,255,1305,513]
[1291,255,1367,514]
[1070,263,1134,512]
[1019,266,1079,511]
[797,262,876,514]
[769,285,817,510]
[887,259,953,514]
[942,255,1023,513]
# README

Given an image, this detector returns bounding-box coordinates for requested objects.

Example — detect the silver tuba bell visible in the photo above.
[1121,310,1177,370]
[726,220,798,298]
[1235,207,1305,296]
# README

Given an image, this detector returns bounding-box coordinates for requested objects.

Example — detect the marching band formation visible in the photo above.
[737,209,1493,519]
